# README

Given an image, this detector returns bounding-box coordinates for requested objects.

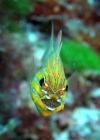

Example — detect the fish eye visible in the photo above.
[39,78,50,92]
[65,85,68,91]
[39,78,45,87]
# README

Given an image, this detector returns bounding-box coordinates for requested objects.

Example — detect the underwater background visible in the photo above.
[0,0,100,140]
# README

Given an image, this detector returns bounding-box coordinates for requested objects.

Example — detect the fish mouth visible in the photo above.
[41,99,61,111]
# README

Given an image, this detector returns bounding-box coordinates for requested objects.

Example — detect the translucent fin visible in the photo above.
[42,24,55,66]
[56,30,62,59]
[50,23,54,48]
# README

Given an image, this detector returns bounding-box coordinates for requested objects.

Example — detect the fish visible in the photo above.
[30,28,68,116]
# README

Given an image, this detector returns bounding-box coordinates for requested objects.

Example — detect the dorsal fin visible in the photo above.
[50,23,54,48]
[55,30,62,60]
[42,24,54,66]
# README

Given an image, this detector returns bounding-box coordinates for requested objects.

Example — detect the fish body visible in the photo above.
[31,30,67,116]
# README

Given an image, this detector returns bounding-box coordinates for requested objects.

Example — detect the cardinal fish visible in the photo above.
[30,29,68,116]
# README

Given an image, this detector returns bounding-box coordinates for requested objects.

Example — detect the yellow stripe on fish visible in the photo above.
[31,80,43,96]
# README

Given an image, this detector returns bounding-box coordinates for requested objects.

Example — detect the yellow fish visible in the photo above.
[30,29,68,116]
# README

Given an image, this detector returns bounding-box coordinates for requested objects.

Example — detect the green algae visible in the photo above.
[60,39,100,71]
